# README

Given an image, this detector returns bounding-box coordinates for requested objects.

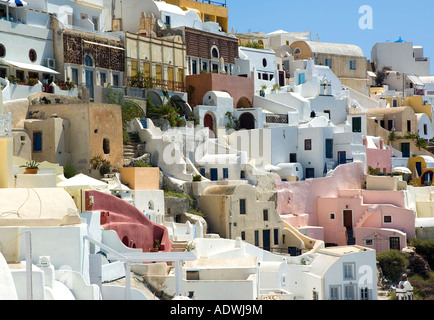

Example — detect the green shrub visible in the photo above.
[410,238,434,269]
[133,160,152,167]
[63,163,77,179]
[193,174,202,182]
[377,249,409,283]
[99,161,111,176]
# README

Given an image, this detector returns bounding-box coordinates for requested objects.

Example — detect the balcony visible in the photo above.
[126,76,185,93]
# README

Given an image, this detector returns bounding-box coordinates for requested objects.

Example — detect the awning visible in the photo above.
[0,59,59,74]
[407,75,424,87]
[367,71,377,78]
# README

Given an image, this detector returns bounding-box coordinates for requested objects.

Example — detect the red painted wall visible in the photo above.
[85,190,172,252]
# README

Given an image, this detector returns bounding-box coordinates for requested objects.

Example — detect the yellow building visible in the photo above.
[408,155,434,186]
[164,0,229,32]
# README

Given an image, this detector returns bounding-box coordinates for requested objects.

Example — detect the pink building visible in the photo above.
[85,190,172,252]
[363,135,392,173]
[276,162,415,252]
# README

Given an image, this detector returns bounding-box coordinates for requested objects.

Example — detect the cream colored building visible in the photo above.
[124,17,187,93]
[199,184,284,251]
[4,94,124,176]
[290,40,369,95]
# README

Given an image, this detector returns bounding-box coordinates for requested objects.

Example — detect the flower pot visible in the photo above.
[24,168,38,174]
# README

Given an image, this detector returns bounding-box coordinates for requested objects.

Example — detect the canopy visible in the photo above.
[57,173,109,189]
[392,167,412,174]
[0,59,59,74]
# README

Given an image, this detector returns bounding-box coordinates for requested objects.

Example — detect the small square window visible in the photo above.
[330,213,335,220]
[384,215,392,223]
[365,239,373,246]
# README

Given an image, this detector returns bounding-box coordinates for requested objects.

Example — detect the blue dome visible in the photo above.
[394,37,406,43]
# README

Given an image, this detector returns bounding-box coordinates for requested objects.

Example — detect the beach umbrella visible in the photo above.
[392,166,412,174]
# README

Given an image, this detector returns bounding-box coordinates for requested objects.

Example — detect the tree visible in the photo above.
[105,87,145,126]
[377,249,409,283]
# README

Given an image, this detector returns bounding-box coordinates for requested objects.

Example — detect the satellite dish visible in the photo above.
[157,19,166,29]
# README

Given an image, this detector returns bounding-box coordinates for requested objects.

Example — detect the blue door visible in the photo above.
[338,151,346,164]
[326,139,333,158]
[401,143,410,158]
[416,162,422,176]
[263,229,270,251]
[85,70,94,100]
[210,168,218,181]
[298,72,305,84]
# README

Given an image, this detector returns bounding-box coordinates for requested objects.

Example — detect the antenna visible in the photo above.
[157,19,166,29]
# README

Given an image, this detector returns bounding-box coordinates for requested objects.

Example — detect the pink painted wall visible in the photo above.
[276,162,415,252]
[85,190,172,252]
[366,148,392,173]
[276,162,365,225]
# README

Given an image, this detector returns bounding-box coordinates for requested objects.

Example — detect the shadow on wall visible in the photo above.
[85,190,172,252]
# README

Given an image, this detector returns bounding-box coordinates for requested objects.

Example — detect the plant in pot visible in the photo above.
[21,159,39,174]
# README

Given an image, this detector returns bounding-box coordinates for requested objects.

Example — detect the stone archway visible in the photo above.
[239,112,255,130]
[236,97,252,109]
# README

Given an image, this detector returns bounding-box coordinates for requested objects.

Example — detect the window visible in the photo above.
[293,48,301,55]
[349,60,356,70]
[424,124,428,135]
[393,99,398,107]
[85,54,94,67]
[365,239,373,246]
[343,263,355,280]
[325,58,332,68]
[100,72,106,86]
[239,199,246,215]
[263,209,268,221]
[360,287,369,300]
[344,284,356,300]
[202,61,208,73]
[262,58,267,68]
[305,168,315,179]
[383,215,392,223]
[211,47,219,59]
[407,120,411,132]
[325,139,333,158]
[329,286,340,300]
[103,138,110,154]
[33,132,42,152]
[241,231,245,240]
[71,68,79,86]
[165,15,171,27]
[191,59,198,75]
[330,213,336,220]
[289,153,297,163]
[352,117,362,133]
[0,44,5,58]
[223,168,229,179]
[274,229,279,245]
[254,230,259,246]
[113,74,119,86]
[304,139,312,150]
[29,49,37,62]
[92,16,99,31]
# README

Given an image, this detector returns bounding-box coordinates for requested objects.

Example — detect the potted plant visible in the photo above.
[21,159,39,174]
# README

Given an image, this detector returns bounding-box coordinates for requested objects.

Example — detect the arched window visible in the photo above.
[29,49,37,62]
[293,47,301,55]
[84,54,94,67]
[0,44,6,58]
[211,46,219,59]
[262,58,267,68]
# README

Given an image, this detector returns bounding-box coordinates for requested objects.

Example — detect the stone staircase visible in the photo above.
[123,132,140,166]
[171,241,189,252]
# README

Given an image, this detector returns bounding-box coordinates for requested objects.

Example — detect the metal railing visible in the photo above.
[126,76,185,92]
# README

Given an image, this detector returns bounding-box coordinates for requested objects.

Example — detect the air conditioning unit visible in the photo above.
[45,58,56,69]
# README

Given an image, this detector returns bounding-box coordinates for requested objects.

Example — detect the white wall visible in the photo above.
[371,42,430,76]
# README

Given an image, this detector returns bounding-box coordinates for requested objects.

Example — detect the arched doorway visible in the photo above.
[204,112,216,138]
[236,97,252,109]
[239,112,255,130]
